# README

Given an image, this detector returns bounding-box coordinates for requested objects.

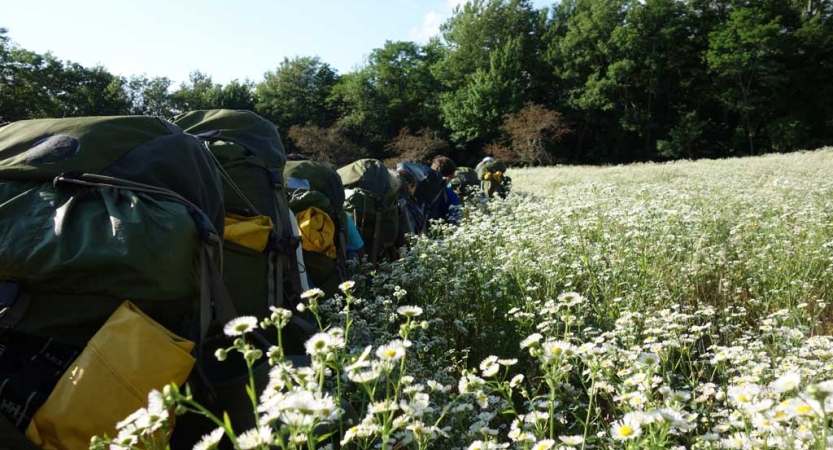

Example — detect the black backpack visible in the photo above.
[397,161,445,212]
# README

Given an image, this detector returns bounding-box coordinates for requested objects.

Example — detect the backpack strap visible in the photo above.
[0,282,28,331]
[200,142,262,216]
[269,171,304,310]
[372,200,383,265]
[199,244,238,342]
[335,227,349,282]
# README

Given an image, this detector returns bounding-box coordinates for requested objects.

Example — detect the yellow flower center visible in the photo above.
[384,349,397,358]
[796,405,813,415]
[737,395,750,403]
[620,425,634,437]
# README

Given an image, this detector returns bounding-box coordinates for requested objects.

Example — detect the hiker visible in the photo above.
[476,157,511,199]
[428,156,462,224]
[396,168,427,239]
[475,156,495,174]
[344,213,365,261]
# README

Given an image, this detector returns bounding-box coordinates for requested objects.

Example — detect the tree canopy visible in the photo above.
[2,0,832,165]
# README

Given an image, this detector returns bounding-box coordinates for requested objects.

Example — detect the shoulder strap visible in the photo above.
[199,244,238,343]
[0,283,29,331]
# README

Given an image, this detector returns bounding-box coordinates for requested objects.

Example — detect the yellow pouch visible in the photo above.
[224,214,274,251]
[295,207,336,259]
[481,172,492,181]
[26,301,195,450]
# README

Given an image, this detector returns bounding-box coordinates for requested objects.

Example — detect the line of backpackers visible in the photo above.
[0,110,510,450]
[312,152,511,277]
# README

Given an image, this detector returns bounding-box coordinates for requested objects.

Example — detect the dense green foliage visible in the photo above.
[2,0,833,164]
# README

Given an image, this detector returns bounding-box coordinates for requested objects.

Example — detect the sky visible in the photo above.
[3,0,552,87]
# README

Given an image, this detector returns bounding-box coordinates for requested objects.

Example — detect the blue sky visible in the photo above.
[3,0,552,87]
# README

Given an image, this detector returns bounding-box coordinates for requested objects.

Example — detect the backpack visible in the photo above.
[453,166,481,197]
[398,195,427,237]
[477,160,511,198]
[170,111,321,447]
[338,159,400,264]
[171,110,306,323]
[396,161,445,212]
[284,160,349,297]
[0,116,232,445]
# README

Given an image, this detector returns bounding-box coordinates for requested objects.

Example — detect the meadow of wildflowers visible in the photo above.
[99,149,833,450]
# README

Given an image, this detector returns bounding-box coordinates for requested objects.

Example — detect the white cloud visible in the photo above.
[410,11,444,42]
[409,0,470,42]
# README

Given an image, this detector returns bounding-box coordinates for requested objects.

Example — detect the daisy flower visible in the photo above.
[223,316,258,337]
[397,305,423,318]
[193,428,225,450]
[610,419,642,441]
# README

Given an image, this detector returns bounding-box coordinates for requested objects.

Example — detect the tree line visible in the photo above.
[2,0,832,166]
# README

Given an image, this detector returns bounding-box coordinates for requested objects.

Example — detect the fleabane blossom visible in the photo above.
[192,428,224,450]
[376,340,407,363]
[558,435,585,446]
[305,332,336,357]
[397,305,423,318]
[541,340,576,363]
[770,372,801,393]
[610,419,642,441]
[223,316,258,337]
[480,356,500,377]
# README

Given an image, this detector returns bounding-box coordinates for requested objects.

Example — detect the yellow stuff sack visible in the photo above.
[224,214,274,252]
[25,301,195,450]
[295,207,336,259]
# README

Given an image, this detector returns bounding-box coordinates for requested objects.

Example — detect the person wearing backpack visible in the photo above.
[475,156,495,174]
[476,157,511,199]
[344,213,365,261]
[396,168,427,239]
[428,156,462,225]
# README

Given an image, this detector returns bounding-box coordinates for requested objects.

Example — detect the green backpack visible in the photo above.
[171,110,306,323]
[477,160,511,198]
[338,159,400,264]
[284,160,349,297]
[455,167,480,190]
[0,116,232,441]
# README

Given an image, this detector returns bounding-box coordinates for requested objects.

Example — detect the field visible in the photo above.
[110,150,833,450]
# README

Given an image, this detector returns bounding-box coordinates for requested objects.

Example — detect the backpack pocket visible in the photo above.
[224,214,274,252]
[221,240,270,318]
[25,301,195,450]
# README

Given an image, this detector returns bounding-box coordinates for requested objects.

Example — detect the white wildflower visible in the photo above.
[223,316,258,337]
[192,428,224,450]
[397,305,423,318]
